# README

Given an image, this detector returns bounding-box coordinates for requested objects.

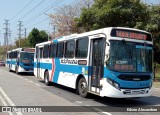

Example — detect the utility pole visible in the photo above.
[18,21,23,48]
[3,19,10,47]
[24,28,27,38]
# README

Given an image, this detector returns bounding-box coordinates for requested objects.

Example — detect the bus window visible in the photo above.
[50,43,57,58]
[40,48,43,59]
[57,42,64,58]
[43,45,49,58]
[65,40,75,58]
[76,37,89,58]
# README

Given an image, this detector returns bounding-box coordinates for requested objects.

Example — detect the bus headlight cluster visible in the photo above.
[107,78,121,90]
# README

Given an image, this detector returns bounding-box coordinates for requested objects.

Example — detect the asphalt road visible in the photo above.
[0,66,160,115]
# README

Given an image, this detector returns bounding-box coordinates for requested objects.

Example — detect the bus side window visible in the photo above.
[65,40,75,58]
[76,37,89,58]
[36,46,38,58]
[50,43,57,58]
[57,42,64,58]
[43,45,49,58]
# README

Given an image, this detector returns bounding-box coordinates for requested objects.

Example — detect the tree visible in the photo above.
[49,3,81,37]
[145,5,160,64]
[15,38,29,48]
[28,28,40,47]
[77,0,149,31]
[28,28,48,47]
[49,0,94,37]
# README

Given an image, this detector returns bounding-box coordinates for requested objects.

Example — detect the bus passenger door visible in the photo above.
[37,47,43,78]
[90,38,105,94]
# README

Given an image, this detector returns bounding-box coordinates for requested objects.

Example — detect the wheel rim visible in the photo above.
[45,74,48,84]
[80,81,86,93]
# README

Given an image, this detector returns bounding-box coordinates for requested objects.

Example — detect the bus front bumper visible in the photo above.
[100,78,152,98]
[18,66,34,73]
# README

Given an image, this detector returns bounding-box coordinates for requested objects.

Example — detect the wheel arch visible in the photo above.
[44,69,49,79]
[75,74,86,90]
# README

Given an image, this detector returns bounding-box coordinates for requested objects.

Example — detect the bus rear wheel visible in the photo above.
[78,77,88,98]
[44,71,51,86]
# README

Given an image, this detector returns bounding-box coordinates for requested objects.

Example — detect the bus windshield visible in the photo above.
[106,40,152,72]
[20,52,34,62]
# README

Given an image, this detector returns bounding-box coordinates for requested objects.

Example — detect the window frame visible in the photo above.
[75,37,89,59]
[50,43,57,58]
[56,42,64,58]
[65,40,75,58]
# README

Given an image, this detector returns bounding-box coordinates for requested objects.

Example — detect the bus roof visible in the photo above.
[7,48,35,53]
[35,27,152,47]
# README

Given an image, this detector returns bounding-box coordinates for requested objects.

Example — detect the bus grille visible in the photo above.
[118,74,151,81]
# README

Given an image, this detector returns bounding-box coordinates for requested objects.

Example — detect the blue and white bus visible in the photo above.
[6,48,35,74]
[34,27,153,98]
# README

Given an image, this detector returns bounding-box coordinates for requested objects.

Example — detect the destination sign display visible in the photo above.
[22,48,35,53]
[111,28,152,41]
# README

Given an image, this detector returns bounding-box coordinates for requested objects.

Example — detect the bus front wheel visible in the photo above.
[44,71,51,86]
[78,77,88,98]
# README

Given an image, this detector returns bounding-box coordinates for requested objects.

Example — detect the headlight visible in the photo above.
[107,78,121,90]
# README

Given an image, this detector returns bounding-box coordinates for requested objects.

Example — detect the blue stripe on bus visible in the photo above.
[34,59,89,83]
[6,60,16,65]
[136,45,152,50]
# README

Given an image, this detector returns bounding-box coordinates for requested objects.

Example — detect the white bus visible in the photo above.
[34,27,153,98]
[6,48,35,74]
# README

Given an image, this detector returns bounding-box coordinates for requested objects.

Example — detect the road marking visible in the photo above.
[94,108,112,115]
[76,101,82,104]
[85,105,90,106]
[29,80,33,83]
[24,78,28,81]
[1,68,43,88]
[0,87,23,115]
[35,83,41,86]
[0,94,13,115]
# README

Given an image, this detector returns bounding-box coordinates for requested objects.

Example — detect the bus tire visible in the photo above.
[78,77,88,98]
[44,71,51,86]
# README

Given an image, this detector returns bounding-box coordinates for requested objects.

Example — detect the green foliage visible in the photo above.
[76,0,160,70]
[77,0,149,31]
[15,38,29,48]
[14,28,49,48]
[28,28,40,47]
[28,28,49,47]
[145,5,160,63]
[0,45,16,60]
